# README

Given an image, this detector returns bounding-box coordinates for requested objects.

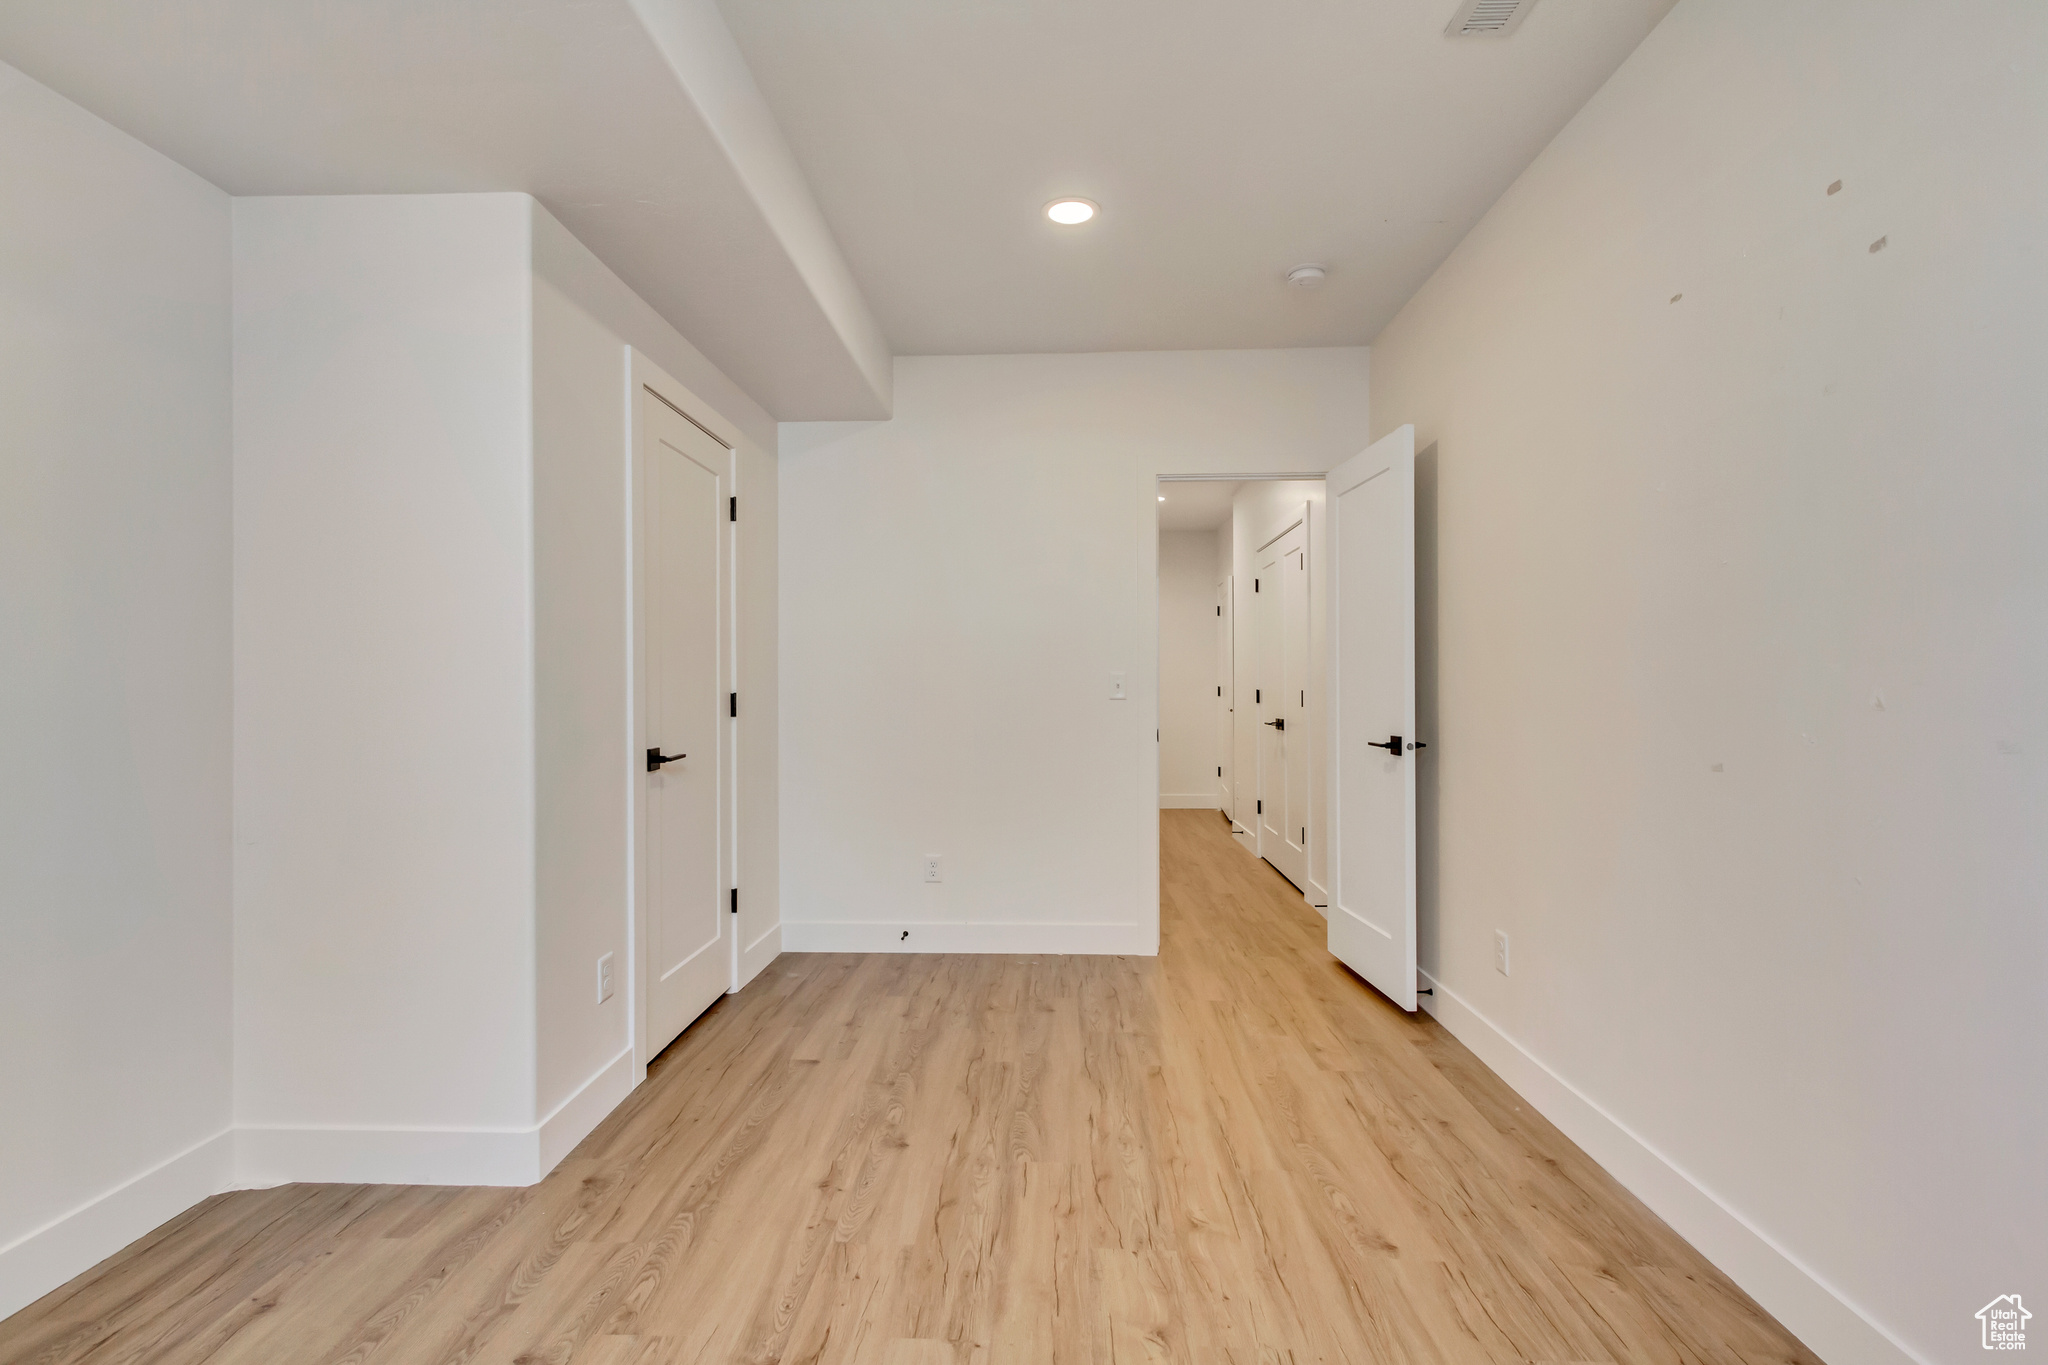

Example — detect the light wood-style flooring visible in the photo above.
[1,809,1820,1364]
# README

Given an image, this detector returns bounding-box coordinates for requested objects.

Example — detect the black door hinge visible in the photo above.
[730,692,737,718]
[1301,827,1306,844]
[1216,605,1221,615]
[1257,799,1262,814]
[1255,688,1260,703]
[1217,686,1222,696]
[1217,766,1222,777]
[731,887,738,914]
[1254,578,1260,592]
[730,496,737,522]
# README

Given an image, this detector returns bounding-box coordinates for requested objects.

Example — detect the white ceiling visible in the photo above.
[716,0,1674,355]
[0,0,1676,412]
[1158,481,1241,533]
[0,0,892,419]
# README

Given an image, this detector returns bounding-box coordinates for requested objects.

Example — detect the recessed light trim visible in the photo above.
[1046,198,1097,226]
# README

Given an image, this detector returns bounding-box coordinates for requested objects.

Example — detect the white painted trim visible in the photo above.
[0,1128,233,1320]
[1418,969,1925,1365]
[1140,470,1162,957]
[233,1125,541,1189]
[1160,792,1220,809]
[4,1061,648,1317]
[738,920,782,989]
[628,348,751,1081]
[536,1047,636,1175]
[782,921,1155,956]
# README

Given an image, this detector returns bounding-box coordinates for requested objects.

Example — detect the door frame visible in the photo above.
[1252,509,1310,884]
[1215,573,1233,819]
[1146,472,1328,949]
[627,350,742,1082]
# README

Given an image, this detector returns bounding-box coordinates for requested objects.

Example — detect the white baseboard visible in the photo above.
[234,1124,540,1189]
[537,1048,636,1175]
[1418,970,1924,1365]
[2,1054,647,1319]
[737,921,782,989]
[237,1049,642,1190]
[1159,793,1220,809]
[782,920,1155,956]
[0,1127,233,1320]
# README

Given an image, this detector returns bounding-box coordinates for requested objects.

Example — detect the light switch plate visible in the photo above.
[1110,671,1127,700]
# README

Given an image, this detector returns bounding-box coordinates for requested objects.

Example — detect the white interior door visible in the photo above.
[1255,520,1310,891]
[1326,425,1419,1010]
[1215,575,1232,816]
[644,388,730,1053]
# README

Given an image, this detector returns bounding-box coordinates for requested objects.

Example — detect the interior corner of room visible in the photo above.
[4,3,2043,1363]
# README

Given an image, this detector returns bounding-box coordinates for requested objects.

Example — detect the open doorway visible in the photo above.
[1158,476,1329,910]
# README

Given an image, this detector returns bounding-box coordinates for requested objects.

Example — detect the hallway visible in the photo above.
[0,810,1814,1364]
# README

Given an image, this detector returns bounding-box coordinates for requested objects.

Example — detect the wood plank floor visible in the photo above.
[1,810,1821,1364]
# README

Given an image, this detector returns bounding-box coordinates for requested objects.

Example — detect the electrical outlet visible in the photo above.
[597,952,615,1003]
[923,855,942,883]
[1494,931,1510,977]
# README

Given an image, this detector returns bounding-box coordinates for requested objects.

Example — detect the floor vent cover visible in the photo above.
[1446,0,1534,35]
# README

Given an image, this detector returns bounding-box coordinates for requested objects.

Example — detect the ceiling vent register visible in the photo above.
[1446,0,1535,36]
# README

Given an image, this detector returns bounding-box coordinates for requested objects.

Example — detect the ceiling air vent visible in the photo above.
[1446,0,1535,36]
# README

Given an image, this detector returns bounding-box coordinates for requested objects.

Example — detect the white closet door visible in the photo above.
[1326,425,1419,1011]
[644,389,730,1053]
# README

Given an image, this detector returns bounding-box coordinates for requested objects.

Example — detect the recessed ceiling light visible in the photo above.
[1046,198,1097,226]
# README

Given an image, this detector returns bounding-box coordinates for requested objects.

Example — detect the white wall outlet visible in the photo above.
[923,855,942,883]
[597,951,615,1003]
[1494,931,1510,977]
[1109,671,1127,700]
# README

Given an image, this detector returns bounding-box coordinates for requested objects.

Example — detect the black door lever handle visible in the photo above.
[1367,734,1404,755]
[647,748,687,771]
[1263,718,1285,730]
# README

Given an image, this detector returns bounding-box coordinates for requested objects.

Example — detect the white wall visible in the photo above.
[1158,529,1219,807]
[0,62,234,1319]
[1369,3,2047,1362]
[530,207,776,454]
[531,222,634,1151]
[1229,480,1328,902]
[234,195,780,1186]
[532,206,779,1140]
[779,349,1368,954]
[234,195,539,1179]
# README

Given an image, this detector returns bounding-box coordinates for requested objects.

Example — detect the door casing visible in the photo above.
[629,351,741,1079]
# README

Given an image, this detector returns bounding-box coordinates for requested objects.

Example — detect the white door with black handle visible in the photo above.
[1326,425,1421,1011]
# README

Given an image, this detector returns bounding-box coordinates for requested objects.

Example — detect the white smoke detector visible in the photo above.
[1286,264,1327,289]
[1446,0,1535,36]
